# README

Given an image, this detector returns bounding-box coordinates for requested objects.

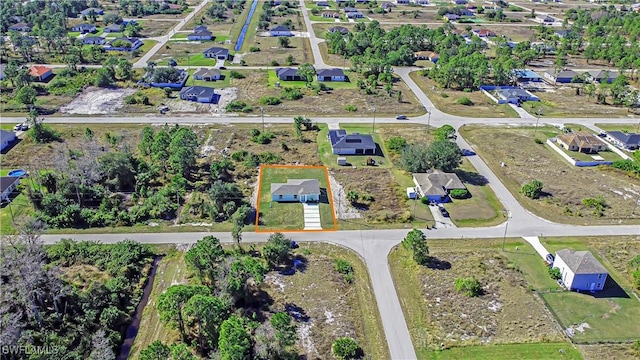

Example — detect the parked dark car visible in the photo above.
[396,115,407,120]
[546,253,555,264]
[439,206,450,217]
[461,149,476,156]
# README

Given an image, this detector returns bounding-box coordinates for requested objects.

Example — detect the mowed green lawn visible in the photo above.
[424,343,582,360]
[267,70,358,90]
[257,166,335,231]
[317,124,392,169]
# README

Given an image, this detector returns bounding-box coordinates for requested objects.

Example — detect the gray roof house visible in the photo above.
[194,25,208,32]
[0,176,20,202]
[194,68,222,81]
[203,47,230,60]
[80,7,104,16]
[328,129,376,155]
[275,67,302,81]
[270,25,292,36]
[543,69,581,84]
[72,23,97,33]
[328,26,349,35]
[585,70,619,84]
[606,131,640,150]
[271,179,321,203]
[554,249,608,292]
[179,86,217,103]
[8,23,32,32]
[412,172,466,202]
[316,68,346,82]
[82,36,106,45]
[104,24,122,33]
[0,130,17,151]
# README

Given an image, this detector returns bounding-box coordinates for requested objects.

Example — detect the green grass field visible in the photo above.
[267,69,357,89]
[257,166,335,231]
[423,343,582,360]
[317,124,392,169]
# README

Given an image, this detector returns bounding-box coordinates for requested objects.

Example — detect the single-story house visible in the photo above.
[179,86,217,103]
[543,69,581,84]
[82,36,106,45]
[553,249,608,292]
[322,11,340,18]
[513,69,543,82]
[452,0,467,4]
[30,66,53,82]
[72,23,97,33]
[121,19,138,26]
[194,68,222,81]
[395,0,411,3]
[270,25,292,37]
[474,28,496,37]
[203,46,230,60]
[345,11,364,18]
[271,179,320,203]
[414,51,430,60]
[605,131,640,151]
[167,3,182,10]
[554,29,575,38]
[187,29,213,41]
[104,24,122,33]
[444,14,460,21]
[585,70,618,84]
[0,130,17,151]
[276,67,303,81]
[103,37,143,51]
[0,176,21,202]
[342,7,359,12]
[194,25,208,32]
[459,9,475,16]
[556,131,607,153]
[415,0,430,5]
[316,68,346,82]
[316,1,330,6]
[328,26,349,35]
[495,88,539,104]
[328,129,377,155]
[8,23,32,32]
[412,172,467,203]
[0,64,6,80]
[80,7,104,16]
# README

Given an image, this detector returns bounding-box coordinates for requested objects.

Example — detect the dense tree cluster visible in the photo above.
[0,228,153,359]
[400,140,462,173]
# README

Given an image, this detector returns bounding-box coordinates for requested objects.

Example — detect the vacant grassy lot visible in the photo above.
[318,42,355,67]
[129,248,187,359]
[483,24,537,42]
[367,8,439,23]
[460,125,640,225]
[256,166,335,231]
[426,343,583,360]
[409,72,520,118]
[521,87,637,118]
[389,238,566,358]
[595,123,640,134]
[138,19,177,37]
[149,41,229,65]
[577,343,640,360]
[232,70,424,117]
[241,37,313,66]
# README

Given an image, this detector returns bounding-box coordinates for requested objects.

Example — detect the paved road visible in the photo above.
[299,0,327,68]
[133,0,211,68]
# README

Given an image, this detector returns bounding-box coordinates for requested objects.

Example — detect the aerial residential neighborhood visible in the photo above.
[1,0,639,360]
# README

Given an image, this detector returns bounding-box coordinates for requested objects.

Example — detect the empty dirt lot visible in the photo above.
[460,125,640,225]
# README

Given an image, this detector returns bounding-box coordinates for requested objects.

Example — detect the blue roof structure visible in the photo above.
[513,69,542,80]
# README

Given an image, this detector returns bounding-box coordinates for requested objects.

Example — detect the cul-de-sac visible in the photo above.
[1,0,640,359]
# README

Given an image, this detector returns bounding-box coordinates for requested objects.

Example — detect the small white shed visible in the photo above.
[406,187,417,199]
[337,157,347,166]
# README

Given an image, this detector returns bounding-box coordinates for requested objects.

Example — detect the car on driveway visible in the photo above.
[439,206,449,217]
[14,123,28,131]
[396,115,407,120]
[461,149,475,156]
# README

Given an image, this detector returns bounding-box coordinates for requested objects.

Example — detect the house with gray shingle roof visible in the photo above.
[194,68,222,81]
[328,129,376,155]
[412,172,466,203]
[271,179,320,203]
[553,249,608,292]
[316,68,346,82]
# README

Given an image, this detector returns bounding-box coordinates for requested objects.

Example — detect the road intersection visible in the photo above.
[8,3,640,358]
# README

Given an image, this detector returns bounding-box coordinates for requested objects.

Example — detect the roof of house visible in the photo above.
[271,179,320,196]
[194,25,208,32]
[189,29,212,36]
[328,129,376,150]
[8,22,31,30]
[513,69,542,79]
[180,85,215,98]
[83,36,104,42]
[557,131,606,149]
[194,68,221,78]
[498,88,530,98]
[104,24,122,31]
[475,29,496,36]
[343,7,358,11]
[81,7,103,14]
[203,46,229,55]
[270,25,290,32]
[317,1,330,5]
[586,70,619,80]
[329,26,349,34]
[547,69,580,79]
[75,23,95,29]
[317,68,344,77]
[167,3,182,9]
[606,131,640,146]
[556,249,608,275]
[0,129,15,142]
[445,14,460,19]
[276,67,299,78]
[0,176,20,194]
[30,65,52,77]
[413,172,466,197]
[108,37,140,45]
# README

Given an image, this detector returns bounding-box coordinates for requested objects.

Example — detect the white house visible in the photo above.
[270,25,292,37]
[553,249,608,292]
[316,68,346,82]
[0,176,20,202]
[0,130,16,151]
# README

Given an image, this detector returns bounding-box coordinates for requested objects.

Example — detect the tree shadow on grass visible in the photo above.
[454,169,488,186]
[284,303,310,323]
[427,257,452,270]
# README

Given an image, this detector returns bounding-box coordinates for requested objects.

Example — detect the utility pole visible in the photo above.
[261,107,264,132]
[502,221,509,251]
[372,106,376,133]
[535,107,542,132]
[427,107,431,133]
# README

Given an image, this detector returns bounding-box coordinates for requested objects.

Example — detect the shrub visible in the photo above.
[582,197,607,216]
[257,152,281,164]
[270,60,280,66]
[252,132,275,144]
[420,196,429,204]
[520,180,543,199]
[454,277,482,297]
[548,266,561,280]
[280,87,303,100]
[440,93,449,98]
[334,259,354,284]
[226,100,252,112]
[259,96,282,105]
[231,150,248,161]
[385,136,407,153]
[250,128,261,137]
[534,138,543,144]
[344,104,357,112]
[229,70,245,79]
[249,46,260,52]
[457,96,474,106]
[449,189,469,199]
[281,142,289,151]
[332,338,360,360]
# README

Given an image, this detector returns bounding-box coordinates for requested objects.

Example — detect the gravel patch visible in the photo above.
[328,172,362,219]
[60,87,136,114]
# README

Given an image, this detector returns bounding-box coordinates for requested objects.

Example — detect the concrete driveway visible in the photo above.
[429,205,456,228]
[303,203,322,230]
